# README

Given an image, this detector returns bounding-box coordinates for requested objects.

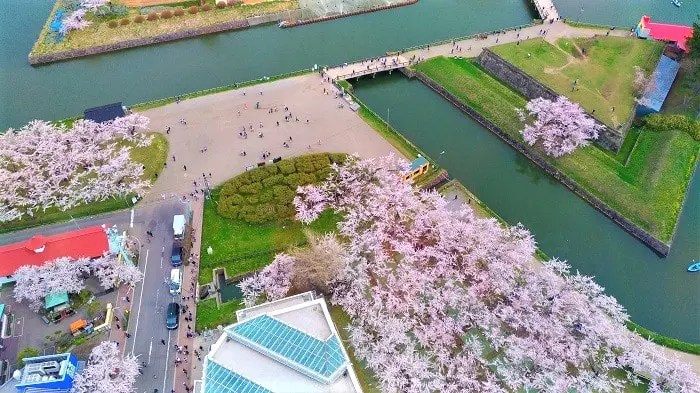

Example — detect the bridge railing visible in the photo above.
[332,61,412,80]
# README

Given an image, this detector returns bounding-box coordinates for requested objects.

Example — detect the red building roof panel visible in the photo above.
[641,16,693,52]
[0,226,109,277]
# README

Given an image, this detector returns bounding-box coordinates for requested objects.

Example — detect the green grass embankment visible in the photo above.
[0,133,169,234]
[490,37,663,129]
[415,56,699,244]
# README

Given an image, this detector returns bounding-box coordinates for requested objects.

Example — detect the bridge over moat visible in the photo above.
[323,55,412,81]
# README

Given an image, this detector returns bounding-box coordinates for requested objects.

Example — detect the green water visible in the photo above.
[554,0,700,27]
[353,74,700,343]
[1,0,698,341]
[0,0,534,129]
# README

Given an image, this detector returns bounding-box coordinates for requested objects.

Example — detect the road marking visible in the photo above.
[148,339,153,365]
[162,329,172,393]
[131,249,149,354]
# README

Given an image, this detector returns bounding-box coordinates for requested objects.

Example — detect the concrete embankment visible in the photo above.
[411,70,671,257]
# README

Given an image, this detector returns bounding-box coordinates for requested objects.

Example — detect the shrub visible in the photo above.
[119,18,130,26]
[17,347,40,368]
[216,1,227,8]
[645,114,700,141]
[173,8,185,16]
[107,20,118,28]
[134,15,145,23]
[188,5,198,14]
[146,12,159,21]
[216,153,347,223]
[161,10,173,18]
[227,0,236,5]
[202,3,213,11]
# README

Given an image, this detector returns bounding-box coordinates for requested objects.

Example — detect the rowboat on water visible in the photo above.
[688,261,700,272]
[672,0,682,7]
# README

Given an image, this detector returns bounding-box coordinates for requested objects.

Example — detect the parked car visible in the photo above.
[166,302,180,330]
[171,242,182,266]
[169,268,182,296]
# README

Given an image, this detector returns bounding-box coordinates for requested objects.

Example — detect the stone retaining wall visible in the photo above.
[477,48,624,152]
[28,9,301,65]
[414,71,670,256]
[281,0,417,28]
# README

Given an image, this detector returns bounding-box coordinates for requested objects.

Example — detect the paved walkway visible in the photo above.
[403,21,630,62]
[531,0,559,22]
[140,74,401,203]
[324,55,409,81]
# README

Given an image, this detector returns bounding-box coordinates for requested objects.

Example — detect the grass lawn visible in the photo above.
[489,37,663,129]
[31,0,298,57]
[0,132,169,234]
[415,57,699,243]
[329,305,381,393]
[199,188,341,284]
[195,297,245,332]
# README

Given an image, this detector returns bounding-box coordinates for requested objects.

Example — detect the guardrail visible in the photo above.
[397,22,539,53]
[130,68,314,111]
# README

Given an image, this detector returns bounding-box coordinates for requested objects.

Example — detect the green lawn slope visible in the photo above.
[489,37,663,129]
[414,57,699,243]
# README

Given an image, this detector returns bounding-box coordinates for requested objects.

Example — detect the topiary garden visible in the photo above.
[217,153,346,224]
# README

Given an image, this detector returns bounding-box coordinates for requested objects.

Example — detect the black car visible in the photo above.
[166,302,180,330]
[171,242,183,266]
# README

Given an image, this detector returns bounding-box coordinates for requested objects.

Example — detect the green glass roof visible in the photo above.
[44,291,69,309]
[226,315,347,384]
[203,360,271,393]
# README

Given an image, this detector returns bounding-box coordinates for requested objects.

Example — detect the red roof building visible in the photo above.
[636,16,693,52]
[0,226,109,278]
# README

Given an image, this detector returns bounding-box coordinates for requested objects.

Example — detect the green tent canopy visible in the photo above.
[45,291,69,310]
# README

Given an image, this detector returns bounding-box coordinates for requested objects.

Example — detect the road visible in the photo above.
[0,198,189,393]
[126,199,189,393]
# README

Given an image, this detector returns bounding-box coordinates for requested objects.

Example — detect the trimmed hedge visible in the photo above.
[107,20,118,28]
[146,12,159,21]
[626,320,700,355]
[217,153,346,224]
[119,18,130,26]
[188,5,198,14]
[173,8,185,16]
[134,15,145,23]
[645,114,700,141]
[161,10,173,18]
[216,1,227,9]
[202,3,212,11]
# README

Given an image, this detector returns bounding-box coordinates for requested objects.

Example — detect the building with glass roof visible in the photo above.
[199,292,362,393]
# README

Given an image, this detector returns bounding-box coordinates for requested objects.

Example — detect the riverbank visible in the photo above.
[412,56,699,256]
[29,0,301,64]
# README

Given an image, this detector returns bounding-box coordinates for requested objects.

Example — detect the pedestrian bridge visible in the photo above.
[531,0,559,21]
[324,55,412,81]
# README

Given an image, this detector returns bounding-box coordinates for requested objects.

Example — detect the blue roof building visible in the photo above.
[15,353,79,392]
[636,55,681,116]
[83,103,125,123]
[199,292,362,393]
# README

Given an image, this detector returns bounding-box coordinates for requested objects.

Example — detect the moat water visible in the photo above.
[1,0,698,341]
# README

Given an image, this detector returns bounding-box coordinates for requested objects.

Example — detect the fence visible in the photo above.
[397,23,538,53]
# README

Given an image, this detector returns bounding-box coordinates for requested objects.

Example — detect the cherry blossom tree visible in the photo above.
[13,253,142,312]
[71,341,140,393]
[519,96,604,158]
[240,254,295,307]
[91,254,143,290]
[13,257,90,312]
[293,154,699,392]
[60,9,91,35]
[0,114,152,223]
